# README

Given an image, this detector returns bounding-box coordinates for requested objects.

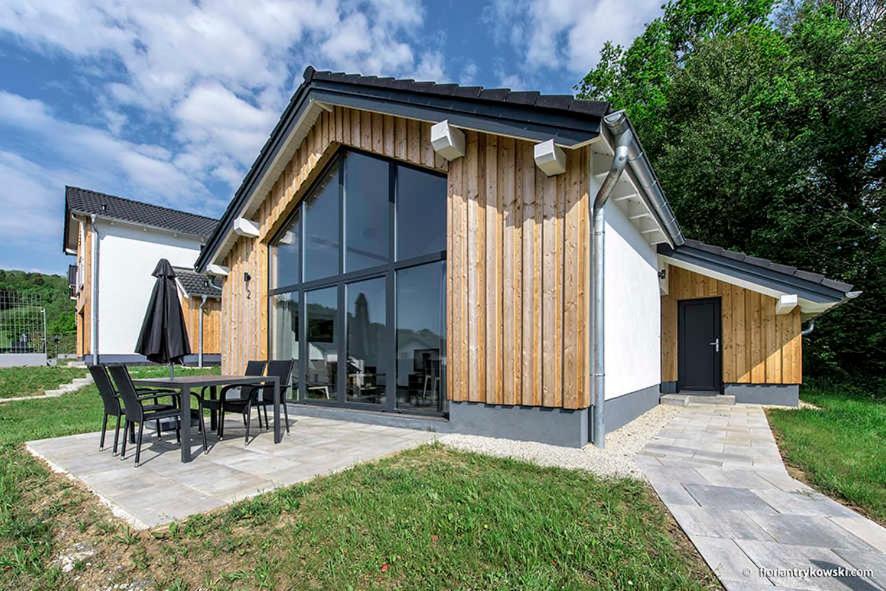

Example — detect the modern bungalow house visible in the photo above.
[64,187,222,365]
[194,67,857,447]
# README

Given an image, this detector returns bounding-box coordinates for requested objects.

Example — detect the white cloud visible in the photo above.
[0,150,62,241]
[459,61,479,84]
[485,0,661,74]
[412,51,446,81]
[0,0,448,183]
[0,91,217,214]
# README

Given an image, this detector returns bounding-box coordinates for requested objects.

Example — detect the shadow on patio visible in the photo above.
[26,415,436,529]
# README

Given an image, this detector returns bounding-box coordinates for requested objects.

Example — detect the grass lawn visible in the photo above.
[0,366,716,591]
[766,383,885,522]
[0,365,87,399]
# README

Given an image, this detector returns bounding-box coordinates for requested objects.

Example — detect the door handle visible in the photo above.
[709,337,720,352]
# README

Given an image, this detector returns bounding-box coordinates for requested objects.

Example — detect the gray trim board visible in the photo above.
[724,383,799,407]
[660,381,678,394]
[290,404,448,433]
[598,384,661,436]
[449,402,589,448]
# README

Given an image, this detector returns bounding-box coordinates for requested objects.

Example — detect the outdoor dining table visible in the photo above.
[132,374,281,462]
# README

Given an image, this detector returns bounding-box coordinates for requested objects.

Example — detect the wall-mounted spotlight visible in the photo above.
[244,271,252,299]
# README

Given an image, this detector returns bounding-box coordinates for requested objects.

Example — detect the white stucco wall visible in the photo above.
[603,201,661,399]
[95,222,202,356]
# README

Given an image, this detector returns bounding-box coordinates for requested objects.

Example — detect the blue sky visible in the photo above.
[0,0,662,275]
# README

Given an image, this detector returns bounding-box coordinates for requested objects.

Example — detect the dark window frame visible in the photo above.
[267,147,447,415]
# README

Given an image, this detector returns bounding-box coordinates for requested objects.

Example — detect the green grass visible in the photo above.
[0,364,716,591]
[767,383,886,522]
[0,366,87,399]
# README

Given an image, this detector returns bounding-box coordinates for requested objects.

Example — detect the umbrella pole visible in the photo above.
[169,362,174,380]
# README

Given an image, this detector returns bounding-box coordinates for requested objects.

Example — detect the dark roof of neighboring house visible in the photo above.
[196,66,612,271]
[64,186,218,252]
[658,239,855,303]
[173,266,222,299]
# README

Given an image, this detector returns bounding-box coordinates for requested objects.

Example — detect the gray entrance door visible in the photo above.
[678,298,722,392]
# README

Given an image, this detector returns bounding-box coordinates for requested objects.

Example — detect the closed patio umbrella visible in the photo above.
[135,259,191,377]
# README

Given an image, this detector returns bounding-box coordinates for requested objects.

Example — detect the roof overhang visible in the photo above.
[659,244,858,318]
[589,113,685,248]
[196,72,608,272]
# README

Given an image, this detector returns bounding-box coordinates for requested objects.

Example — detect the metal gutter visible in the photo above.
[198,295,207,368]
[90,215,99,365]
[590,112,632,448]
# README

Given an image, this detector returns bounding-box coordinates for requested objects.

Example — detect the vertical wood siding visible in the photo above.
[446,135,591,409]
[661,265,802,384]
[76,218,92,357]
[179,295,221,354]
[220,107,447,374]
[220,108,590,408]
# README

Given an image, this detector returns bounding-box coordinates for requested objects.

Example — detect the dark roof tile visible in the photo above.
[669,239,854,294]
[66,186,217,238]
[173,266,222,298]
[308,69,609,115]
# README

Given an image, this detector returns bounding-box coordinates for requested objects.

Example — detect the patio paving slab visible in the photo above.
[26,414,436,529]
[639,404,885,591]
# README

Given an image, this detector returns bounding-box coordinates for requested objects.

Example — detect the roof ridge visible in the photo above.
[65,185,218,223]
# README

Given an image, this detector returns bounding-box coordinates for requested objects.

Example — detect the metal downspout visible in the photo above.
[591,112,633,448]
[90,215,99,365]
[198,295,207,368]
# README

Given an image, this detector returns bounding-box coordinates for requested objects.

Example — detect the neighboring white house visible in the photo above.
[63,186,221,364]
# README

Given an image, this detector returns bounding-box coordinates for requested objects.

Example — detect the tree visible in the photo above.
[577,0,886,385]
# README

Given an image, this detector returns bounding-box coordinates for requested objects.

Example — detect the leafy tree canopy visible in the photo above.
[578,0,885,382]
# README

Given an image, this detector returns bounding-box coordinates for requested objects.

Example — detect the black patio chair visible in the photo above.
[88,364,176,455]
[249,359,295,434]
[107,364,207,466]
[201,360,266,436]
[218,359,293,443]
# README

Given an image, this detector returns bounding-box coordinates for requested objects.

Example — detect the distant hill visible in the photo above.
[0,270,76,353]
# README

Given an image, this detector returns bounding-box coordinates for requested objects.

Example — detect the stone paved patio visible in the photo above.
[27,415,436,529]
[638,403,886,591]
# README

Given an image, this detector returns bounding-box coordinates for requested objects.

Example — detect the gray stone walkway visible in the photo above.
[27,415,436,529]
[638,404,885,591]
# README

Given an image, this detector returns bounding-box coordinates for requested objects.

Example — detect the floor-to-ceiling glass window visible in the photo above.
[268,149,446,415]
[304,163,341,282]
[396,262,446,415]
[305,286,337,400]
[346,277,387,405]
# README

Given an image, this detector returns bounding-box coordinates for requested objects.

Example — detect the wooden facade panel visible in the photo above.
[221,106,589,408]
[661,266,802,385]
[484,135,503,405]
[179,294,222,355]
[444,139,590,409]
[76,218,92,357]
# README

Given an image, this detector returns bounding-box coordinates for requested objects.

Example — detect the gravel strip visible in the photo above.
[439,404,681,478]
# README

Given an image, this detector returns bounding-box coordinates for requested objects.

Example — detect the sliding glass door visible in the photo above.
[269,149,447,416]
